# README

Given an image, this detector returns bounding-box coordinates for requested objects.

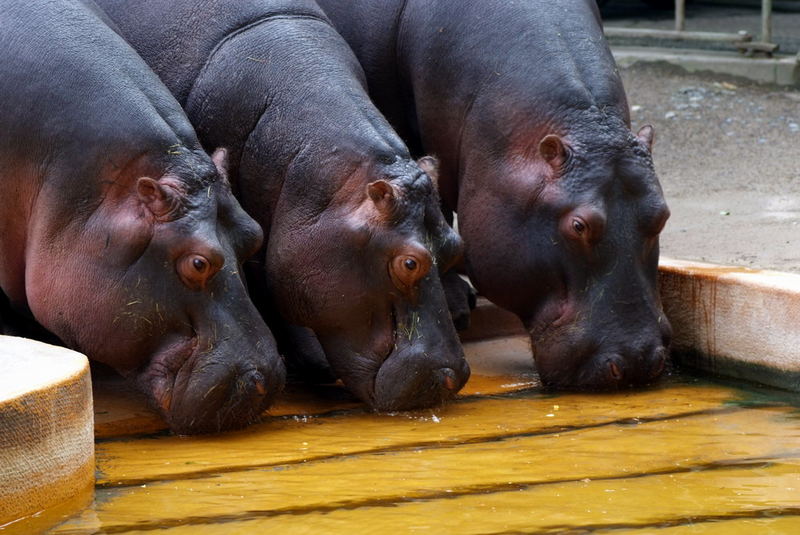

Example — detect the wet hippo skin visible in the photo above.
[318,0,672,389]
[0,0,285,434]
[93,0,471,410]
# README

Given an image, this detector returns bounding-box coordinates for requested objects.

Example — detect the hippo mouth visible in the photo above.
[526,304,671,390]
[137,330,274,434]
[136,333,199,418]
[322,299,468,411]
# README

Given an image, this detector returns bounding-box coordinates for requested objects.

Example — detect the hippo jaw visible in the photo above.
[317,287,470,412]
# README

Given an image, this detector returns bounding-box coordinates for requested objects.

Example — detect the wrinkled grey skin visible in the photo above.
[94,0,470,410]
[0,0,285,434]
[318,0,672,389]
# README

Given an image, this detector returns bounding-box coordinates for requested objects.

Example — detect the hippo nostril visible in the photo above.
[438,367,459,391]
[608,360,622,381]
[242,370,267,397]
[650,347,668,379]
[159,391,172,413]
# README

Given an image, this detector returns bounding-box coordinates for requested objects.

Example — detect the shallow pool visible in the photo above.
[6,336,800,534]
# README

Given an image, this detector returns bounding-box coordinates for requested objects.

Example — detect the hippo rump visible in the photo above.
[0,0,285,434]
[93,0,470,410]
[317,0,672,389]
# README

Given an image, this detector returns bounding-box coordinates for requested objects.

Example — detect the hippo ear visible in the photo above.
[417,156,439,190]
[539,134,568,170]
[211,147,229,183]
[636,125,655,152]
[367,179,399,214]
[137,177,180,219]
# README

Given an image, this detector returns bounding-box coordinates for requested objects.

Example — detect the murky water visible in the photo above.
[4,341,800,534]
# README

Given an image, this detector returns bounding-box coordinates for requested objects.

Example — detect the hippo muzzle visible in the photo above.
[320,274,471,411]
[527,290,672,390]
[136,301,285,435]
[370,330,470,411]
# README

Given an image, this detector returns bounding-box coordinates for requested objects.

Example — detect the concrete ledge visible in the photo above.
[659,258,800,391]
[611,45,800,86]
[0,336,95,527]
[460,258,800,392]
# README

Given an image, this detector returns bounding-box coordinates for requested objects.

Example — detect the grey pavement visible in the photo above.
[620,62,800,272]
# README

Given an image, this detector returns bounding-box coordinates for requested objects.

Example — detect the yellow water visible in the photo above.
[4,337,800,534]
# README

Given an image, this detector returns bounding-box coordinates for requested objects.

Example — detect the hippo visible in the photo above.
[317,0,672,389]
[93,0,470,410]
[0,0,285,434]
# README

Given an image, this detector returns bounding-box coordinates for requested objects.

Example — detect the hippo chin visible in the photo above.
[317,0,671,390]
[0,0,284,434]
[94,0,471,410]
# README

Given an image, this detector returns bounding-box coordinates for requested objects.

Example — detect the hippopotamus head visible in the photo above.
[25,148,285,434]
[459,119,671,389]
[266,156,469,410]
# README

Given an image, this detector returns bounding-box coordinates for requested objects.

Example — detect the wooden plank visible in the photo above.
[50,406,800,534]
[609,516,800,535]
[94,382,740,486]
[56,460,800,534]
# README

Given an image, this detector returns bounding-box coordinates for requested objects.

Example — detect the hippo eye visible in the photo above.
[178,253,221,290]
[572,218,586,235]
[390,253,432,294]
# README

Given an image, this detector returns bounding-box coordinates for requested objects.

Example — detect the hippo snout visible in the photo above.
[371,350,470,411]
[577,343,670,390]
[166,364,283,435]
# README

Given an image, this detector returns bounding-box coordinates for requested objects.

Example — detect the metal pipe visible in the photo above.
[604,27,752,43]
[676,0,686,31]
[762,0,773,43]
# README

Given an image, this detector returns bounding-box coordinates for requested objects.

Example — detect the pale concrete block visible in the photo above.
[0,336,95,526]
[659,258,800,390]
[612,46,800,87]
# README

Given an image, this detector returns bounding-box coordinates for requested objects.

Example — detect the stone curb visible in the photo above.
[611,45,800,86]
[659,257,800,391]
[0,336,95,528]
[459,257,800,392]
